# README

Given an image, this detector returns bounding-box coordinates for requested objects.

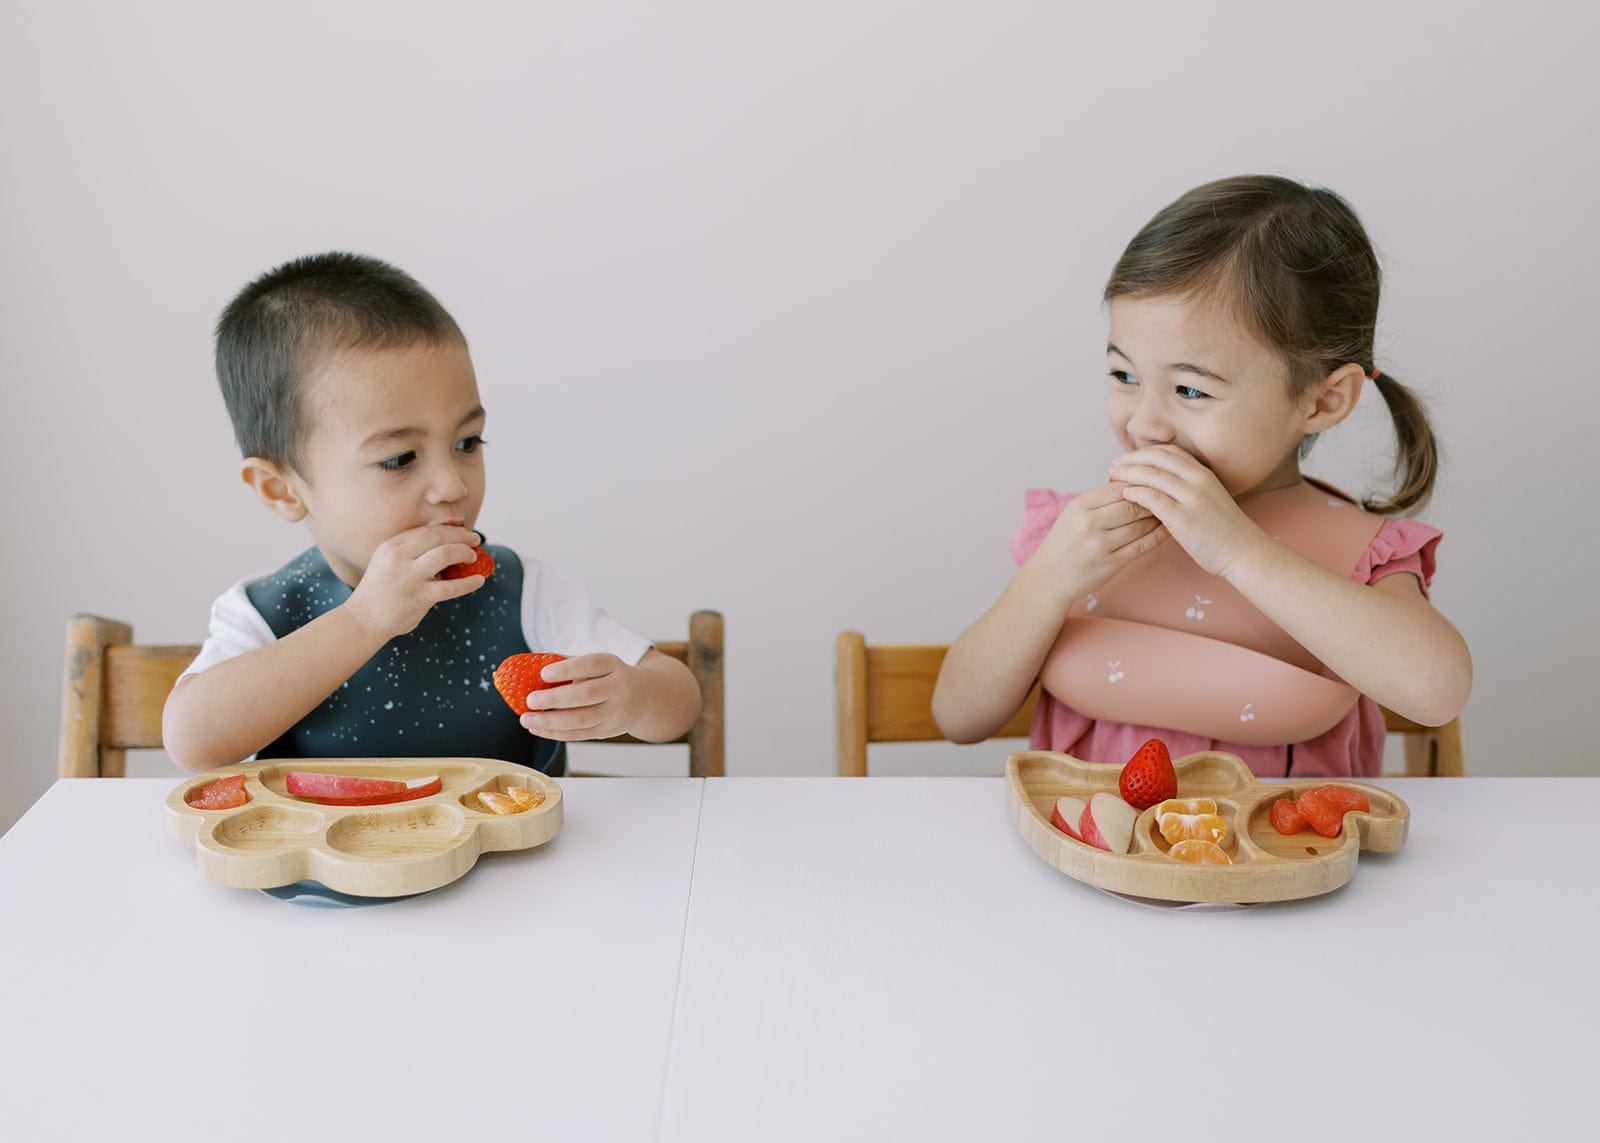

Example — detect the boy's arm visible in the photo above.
[163,523,485,770]
[162,607,391,771]
[517,649,701,743]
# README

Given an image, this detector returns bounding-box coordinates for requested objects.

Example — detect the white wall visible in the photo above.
[4,0,1597,832]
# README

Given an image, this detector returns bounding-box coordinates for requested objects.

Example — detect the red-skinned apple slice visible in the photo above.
[1078,792,1138,854]
[285,772,442,805]
[1050,796,1089,840]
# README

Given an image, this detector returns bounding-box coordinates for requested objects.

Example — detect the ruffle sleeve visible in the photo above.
[1009,488,1076,567]
[1351,518,1442,598]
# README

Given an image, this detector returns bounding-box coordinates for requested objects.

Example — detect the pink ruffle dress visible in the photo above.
[1010,488,1442,778]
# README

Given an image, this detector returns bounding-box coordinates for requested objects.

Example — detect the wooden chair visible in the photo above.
[59,609,725,779]
[834,631,1462,777]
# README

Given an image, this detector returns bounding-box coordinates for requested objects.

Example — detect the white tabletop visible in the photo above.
[658,776,1598,1141]
[3,774,1594,1140]
[0,777,705,1142]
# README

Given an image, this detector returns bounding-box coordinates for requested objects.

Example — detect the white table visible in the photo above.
[658,777,1598,1141]
[0,777,705,1142]
[3,775,1594,1140]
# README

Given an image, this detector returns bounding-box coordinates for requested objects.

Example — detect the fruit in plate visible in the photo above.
[187,774,249,810]
[284,771,442,806]
[1078,792,1139,854]
[507,785,546,809]
[1050,795,1089,840]
[441,545,496,581]
[1156,809,1229,846]
[1269,785,1371,837]
[1154,798,1217,817]
[1270,797,1307,836]
[493,652,571,715]
[1168,839,1232,865]
[1118,738,1177,810]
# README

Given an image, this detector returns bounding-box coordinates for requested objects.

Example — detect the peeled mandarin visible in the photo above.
[506,786,546,809]
[1157,811,1230,846]
[1154,798,1217,817]
[1168,839,1232,865]
[478,790,522,815]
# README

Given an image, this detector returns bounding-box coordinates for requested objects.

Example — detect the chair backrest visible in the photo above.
[834,630,1462,777]
[835,632,1037,777]
[59,609,725,779]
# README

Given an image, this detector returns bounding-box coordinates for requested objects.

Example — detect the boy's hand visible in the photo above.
[1110,446,1271,578]
[516,653,648,741]
[343,523,486,641]
[1028,480,1168,604]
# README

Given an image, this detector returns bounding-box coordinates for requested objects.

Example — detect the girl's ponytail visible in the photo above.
[1365,371,1438,516]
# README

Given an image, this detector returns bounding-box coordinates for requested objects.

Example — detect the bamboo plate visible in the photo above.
[166,758,562,897]
[1005,750,1407,904]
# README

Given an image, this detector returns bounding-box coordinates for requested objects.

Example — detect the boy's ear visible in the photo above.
[240,457,308,523]
[1300,363,1366,434]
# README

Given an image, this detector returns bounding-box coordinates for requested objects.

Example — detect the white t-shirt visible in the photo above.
[182,552,652,679]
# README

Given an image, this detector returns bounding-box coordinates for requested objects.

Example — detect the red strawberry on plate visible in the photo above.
[1118,738,1177,810]
[493,652,571,715]
[442,545,496,581]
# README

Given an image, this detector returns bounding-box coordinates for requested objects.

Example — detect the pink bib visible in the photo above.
[1039,479,1383,746]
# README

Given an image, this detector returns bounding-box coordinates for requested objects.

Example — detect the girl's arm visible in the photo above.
[1112,447,1471,725]
[934,484,1167,743]
[1222,547,1471,726]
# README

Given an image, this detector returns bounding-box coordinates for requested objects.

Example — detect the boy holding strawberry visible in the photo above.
[162,252,700,774]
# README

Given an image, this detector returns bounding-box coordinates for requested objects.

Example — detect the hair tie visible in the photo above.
[1367,367,1382,382]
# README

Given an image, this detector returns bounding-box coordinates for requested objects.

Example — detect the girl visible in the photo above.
[932,175,1471,778]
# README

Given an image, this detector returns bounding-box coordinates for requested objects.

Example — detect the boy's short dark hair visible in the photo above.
[215,252,466,472]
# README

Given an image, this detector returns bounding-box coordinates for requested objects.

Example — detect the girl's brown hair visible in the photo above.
[1103,175,1436,515]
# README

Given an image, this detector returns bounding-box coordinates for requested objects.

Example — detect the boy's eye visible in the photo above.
[1176,384,1211,400]
[379,451,416,472]
[456,434,486,454]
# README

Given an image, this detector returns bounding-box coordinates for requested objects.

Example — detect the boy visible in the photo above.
[163,252,700,773]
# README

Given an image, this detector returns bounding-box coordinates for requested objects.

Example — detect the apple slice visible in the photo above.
[1050,796,1089,840]
[285,771,442,806]
[1078,792,1138,854]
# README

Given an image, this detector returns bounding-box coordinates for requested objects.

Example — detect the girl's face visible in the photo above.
[1105,292,1312,499]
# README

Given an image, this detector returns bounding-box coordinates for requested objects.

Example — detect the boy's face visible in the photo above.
[283,339,487,586]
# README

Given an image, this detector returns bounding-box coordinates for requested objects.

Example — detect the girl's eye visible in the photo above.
[1176,384,1211,400]
[456,434,486,455]
[1109,370,1136,386]
[379,451,417,472]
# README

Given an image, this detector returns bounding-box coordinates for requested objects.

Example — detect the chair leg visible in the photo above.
[688,610,724,778]
[59,615,131,778]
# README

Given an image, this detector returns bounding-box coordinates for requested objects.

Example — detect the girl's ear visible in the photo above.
[1301,363,1367,434]
[240,458,309,523]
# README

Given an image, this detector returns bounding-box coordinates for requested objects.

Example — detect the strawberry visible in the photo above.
[1118,738,1176,810]
[1293,788,1346,839]
[493,652,570,715]
[1270,796,1306,836]
[442,545,496,581]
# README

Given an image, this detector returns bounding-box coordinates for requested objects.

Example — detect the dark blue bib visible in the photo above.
[245,545,565,775]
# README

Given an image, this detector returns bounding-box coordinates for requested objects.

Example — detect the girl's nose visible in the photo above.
[1126,392,1174,445]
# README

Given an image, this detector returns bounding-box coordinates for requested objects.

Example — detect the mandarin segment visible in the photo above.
[1167,839,1232,865]
[478,791,521,815]
[1154,798,1217,818]
[506,786,546,809]
[1156,811,1229,846]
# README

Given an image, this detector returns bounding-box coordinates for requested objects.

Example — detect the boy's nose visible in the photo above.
[424,463,469,504]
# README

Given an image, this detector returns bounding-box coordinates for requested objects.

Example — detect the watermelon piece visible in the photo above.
[187,774,249,810]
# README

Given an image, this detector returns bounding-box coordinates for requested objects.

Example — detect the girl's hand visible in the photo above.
[518,653,647,741]
[1028,480,1168,604]
[343,523,484,641]
[1109,446,1271,578]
